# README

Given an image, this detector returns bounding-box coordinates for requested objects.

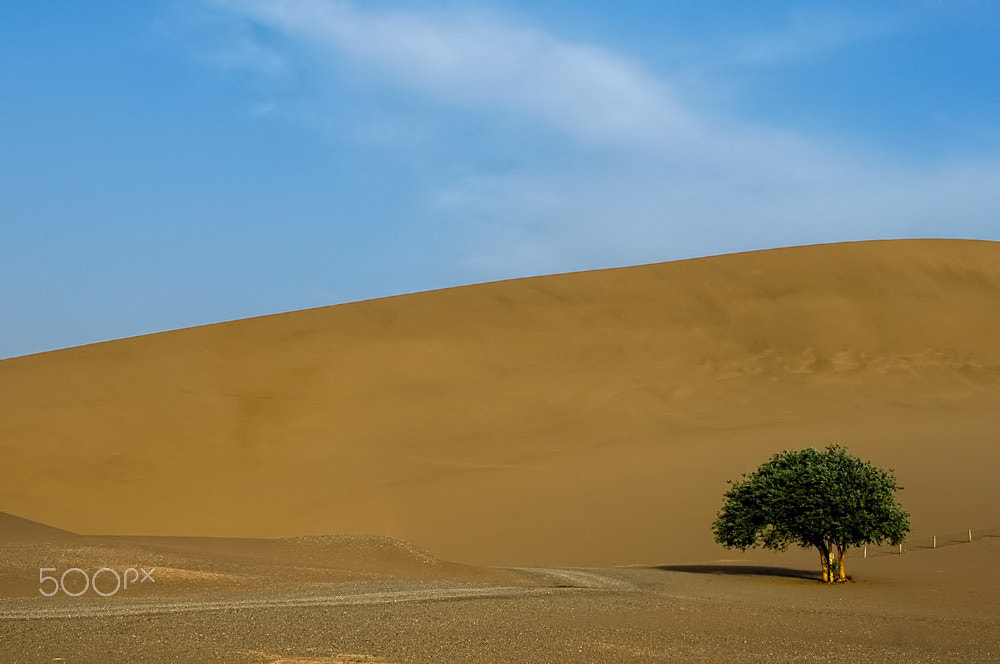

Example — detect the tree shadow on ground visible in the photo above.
[655,564,823,581]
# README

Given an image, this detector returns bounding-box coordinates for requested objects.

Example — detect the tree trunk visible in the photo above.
[816,543,849,583]
[817,544,831,583]
[835,544,848,583]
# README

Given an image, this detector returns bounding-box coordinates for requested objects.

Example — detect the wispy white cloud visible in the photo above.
[213,0,696,149]
[205,1,1000,279]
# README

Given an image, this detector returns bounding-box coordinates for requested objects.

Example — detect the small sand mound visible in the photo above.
[0,511,76,543]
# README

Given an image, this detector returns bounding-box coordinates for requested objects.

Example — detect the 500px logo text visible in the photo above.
[39,567,156,597]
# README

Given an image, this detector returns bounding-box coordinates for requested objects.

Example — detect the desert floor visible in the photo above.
[2,239,999,661]
[2,518,999,663]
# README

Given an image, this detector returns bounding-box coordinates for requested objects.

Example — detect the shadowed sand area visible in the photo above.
[2,238,999,567]
[2,239,1000,661]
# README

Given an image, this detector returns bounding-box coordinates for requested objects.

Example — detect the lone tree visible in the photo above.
[712,445,910,583]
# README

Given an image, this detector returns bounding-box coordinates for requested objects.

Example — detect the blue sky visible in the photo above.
[2,1,999,358]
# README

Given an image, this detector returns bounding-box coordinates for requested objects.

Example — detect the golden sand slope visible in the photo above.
[2,239,999,566]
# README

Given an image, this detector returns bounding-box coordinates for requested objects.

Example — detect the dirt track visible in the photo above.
[0,567,622,621]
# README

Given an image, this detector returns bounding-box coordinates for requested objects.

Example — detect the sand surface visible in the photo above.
[2,238,998,566]
[2,239,999,660]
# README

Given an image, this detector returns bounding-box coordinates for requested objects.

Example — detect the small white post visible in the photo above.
[898,543,903,555]
[863,546,867,559]
[969,529,973,543]
[932,535,937,549]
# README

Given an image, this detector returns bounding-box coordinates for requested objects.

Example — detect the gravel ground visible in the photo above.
[3,560,999,664]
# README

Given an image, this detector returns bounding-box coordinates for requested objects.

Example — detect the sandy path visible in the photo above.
[0,570,622,620]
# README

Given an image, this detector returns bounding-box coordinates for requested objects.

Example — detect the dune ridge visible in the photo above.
[2,239,999,566]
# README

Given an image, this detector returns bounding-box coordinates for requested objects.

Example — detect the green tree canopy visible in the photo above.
[712,445,910,582]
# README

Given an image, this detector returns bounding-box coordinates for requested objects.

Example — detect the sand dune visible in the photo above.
[0,512,539,601]
[2,239,999,566]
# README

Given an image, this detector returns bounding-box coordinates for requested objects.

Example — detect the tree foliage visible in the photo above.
[712,445,910,582]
